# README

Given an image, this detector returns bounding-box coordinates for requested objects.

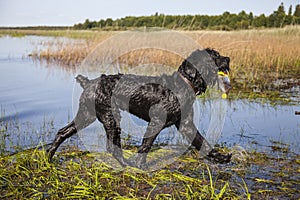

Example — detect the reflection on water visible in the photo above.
[77,98,300,153]
[222,100,300,152]
[0,36,75,123]
[0,36,299,154]
[0,36,76,152]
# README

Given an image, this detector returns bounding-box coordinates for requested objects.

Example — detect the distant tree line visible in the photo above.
[74,3,300,30]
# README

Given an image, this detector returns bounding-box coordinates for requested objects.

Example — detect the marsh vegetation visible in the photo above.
[2,26,299,100]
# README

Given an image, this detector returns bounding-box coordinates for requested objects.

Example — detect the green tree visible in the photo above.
[285,5,293,25]
[99,19,105,28]
[269,2,286,27]
[74,2,300,31]
[294,4,300,17]
[237,11,250,29]
[249,12,254,26]
[83,19,92,29]
[105,18,113,27]
[74,23,83,29]
[252,14,267,27]
[288,5,293,16]
[277,2,285,14]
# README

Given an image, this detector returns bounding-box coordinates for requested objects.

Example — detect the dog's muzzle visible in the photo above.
[218,71,231,97]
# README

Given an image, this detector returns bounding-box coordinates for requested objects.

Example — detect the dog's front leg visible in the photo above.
[175,108,212,154]
[175,120,212,156]
[175,111,231,164]
[192,128,232,164]
[134,117,164,169]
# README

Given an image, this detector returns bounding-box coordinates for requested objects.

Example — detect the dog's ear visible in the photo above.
[217,56,231,73]
[205,48,230,73]
[205,48,219,59]
[189,67,197,79]
[178,60,197,79]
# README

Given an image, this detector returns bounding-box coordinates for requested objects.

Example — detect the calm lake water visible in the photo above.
[0,36,299,154]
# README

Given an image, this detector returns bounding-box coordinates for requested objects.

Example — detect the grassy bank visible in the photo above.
[1,106,299,199]
[0,114,298,199]
[1,144,299,199]
[0,112,299,199]
[0,28,114,39]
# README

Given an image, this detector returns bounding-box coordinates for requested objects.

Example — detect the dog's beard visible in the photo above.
[218,74,231,94]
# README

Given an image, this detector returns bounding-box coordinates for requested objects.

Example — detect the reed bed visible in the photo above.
[2,27,299,100]
[30,40,90,67]
[22,26,299,100]
[186,26,300,97]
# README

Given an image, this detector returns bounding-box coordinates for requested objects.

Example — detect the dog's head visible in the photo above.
[205,48,231,95]
[178,48,231,96]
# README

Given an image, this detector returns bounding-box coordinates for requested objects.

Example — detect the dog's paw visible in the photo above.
[122,157,136,167]
[126,154,148,169]
[206,148,232,164]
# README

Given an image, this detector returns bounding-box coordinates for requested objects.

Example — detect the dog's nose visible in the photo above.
[225,57,230,63]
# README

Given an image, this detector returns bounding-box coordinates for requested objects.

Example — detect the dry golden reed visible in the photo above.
[22,26,300,96]
[186,27,300,92]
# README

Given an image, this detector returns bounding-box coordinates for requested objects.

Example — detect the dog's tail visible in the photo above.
[76,74,90,89]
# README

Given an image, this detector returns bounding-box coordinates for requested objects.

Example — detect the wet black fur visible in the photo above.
[47,48,231,167]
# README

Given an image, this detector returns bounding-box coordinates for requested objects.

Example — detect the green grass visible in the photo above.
[1,143,299,199]
[1,111,299,199]
[0,28,115,40]
[0,149,251,199]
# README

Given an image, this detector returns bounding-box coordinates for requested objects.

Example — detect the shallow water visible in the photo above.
[0,36,75,152]
[0,36,75,125]
[0,36,299,154]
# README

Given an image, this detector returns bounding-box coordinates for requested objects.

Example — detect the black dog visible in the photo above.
[47,48,232,167]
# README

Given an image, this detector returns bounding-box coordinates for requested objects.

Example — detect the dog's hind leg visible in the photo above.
[47,103,96,160]
[97,110,131,167]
